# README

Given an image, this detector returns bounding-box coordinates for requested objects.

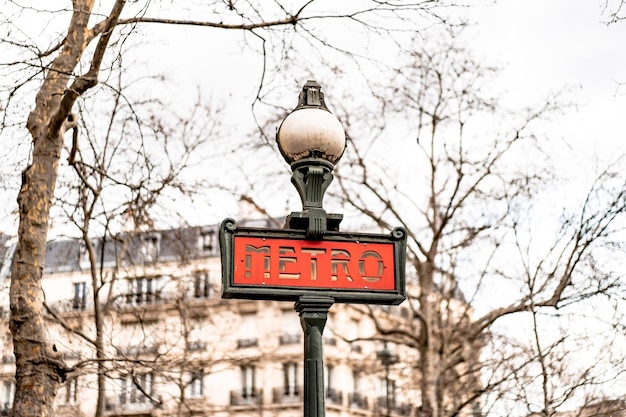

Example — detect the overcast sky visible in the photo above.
[468,0,626,159]
[2,1,626,234]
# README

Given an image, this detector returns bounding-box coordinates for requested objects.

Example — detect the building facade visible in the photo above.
[0,221,419,417]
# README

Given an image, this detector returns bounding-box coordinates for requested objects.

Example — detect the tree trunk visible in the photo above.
[419,259,439,417]
[90,236,106,417]
[9,2,96,414]
[9,122,73,416]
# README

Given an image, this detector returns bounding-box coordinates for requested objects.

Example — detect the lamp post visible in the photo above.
[377,343,398,417]
[221,79,407,417]
[276,80,346,417]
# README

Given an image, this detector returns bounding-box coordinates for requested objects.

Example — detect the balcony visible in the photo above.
[349,392,369,410]
[119,344,160,357]
[272,386,302,404]
[123,291,164,307]
[237,338,258,348]
[230,389,262,406]
[375,397,412,416]
[279,333,301,345]
[63,350,82,360]
[323,336,337,346]
[186,340,206,351]
[72,297,87,311]
[394,404,413,416]
[47,298,91,315]
[326,388,343,406]
[115,292,174,323]
[1,355,15,364]
[104,396,161,415]
[351,344,363,353]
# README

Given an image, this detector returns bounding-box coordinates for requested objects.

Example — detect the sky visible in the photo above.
[2,0,626,234]
[467,0,626,160]
[129,0,626,226]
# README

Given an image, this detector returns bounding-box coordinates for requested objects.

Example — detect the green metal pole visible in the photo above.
[295,296,334,417]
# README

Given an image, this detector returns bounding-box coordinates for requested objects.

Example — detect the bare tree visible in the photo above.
[322,34,626,417]
[603,0,626,23]
[0,2,459,415]
[41,62,223,416]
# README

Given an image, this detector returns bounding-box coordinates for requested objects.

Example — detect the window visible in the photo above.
[73,282,87,310]
[199,229,216,254]
[280,311,300,344]
[192,270,211,298]
[186,321,206,351]
[325,364,333,392]
[2,380,14,411]
[122,325,159,356]
[120,373,154,404]
[352,370,360,393]
[141,235,160,263]
[125,276,161,305]
[347,318,359,341]
[237,314,258,348]
[240,365,256,398]
[325,365,342,404]
[346,318,360,351]
[283,362,298,396]
[186,321,205,351]
[187,370,203,398]
[349,371,368,409]
[79,242,90,266]
[64,377,78,404]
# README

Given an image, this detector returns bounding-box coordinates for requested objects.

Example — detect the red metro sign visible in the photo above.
[235,237,395,290]
[220,219,407,305]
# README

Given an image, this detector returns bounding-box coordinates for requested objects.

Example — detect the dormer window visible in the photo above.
[73,282,87,310]
[141,234,160,263]
[79,242,90,267]
[198,229,215,254]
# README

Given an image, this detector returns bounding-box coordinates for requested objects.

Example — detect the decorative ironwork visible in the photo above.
[279,333,301,345]
[220,80,408,417]
[276,80,345,238]
[326,388,343,405]
[349,392,369,410]
[237,338,258,348]
[230,389,262,406]
[272,386,303,404]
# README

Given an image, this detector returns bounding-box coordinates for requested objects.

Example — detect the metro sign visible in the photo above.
[220,218,407,305]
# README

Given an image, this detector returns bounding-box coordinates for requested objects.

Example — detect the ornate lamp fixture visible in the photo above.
[276,80,346,238]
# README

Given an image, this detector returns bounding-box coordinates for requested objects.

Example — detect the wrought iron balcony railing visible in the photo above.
[272,386,303,404]
[230,389,262,406]
[349,392,369,410]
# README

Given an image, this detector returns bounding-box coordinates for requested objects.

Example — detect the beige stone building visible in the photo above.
[0,221,419,417]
